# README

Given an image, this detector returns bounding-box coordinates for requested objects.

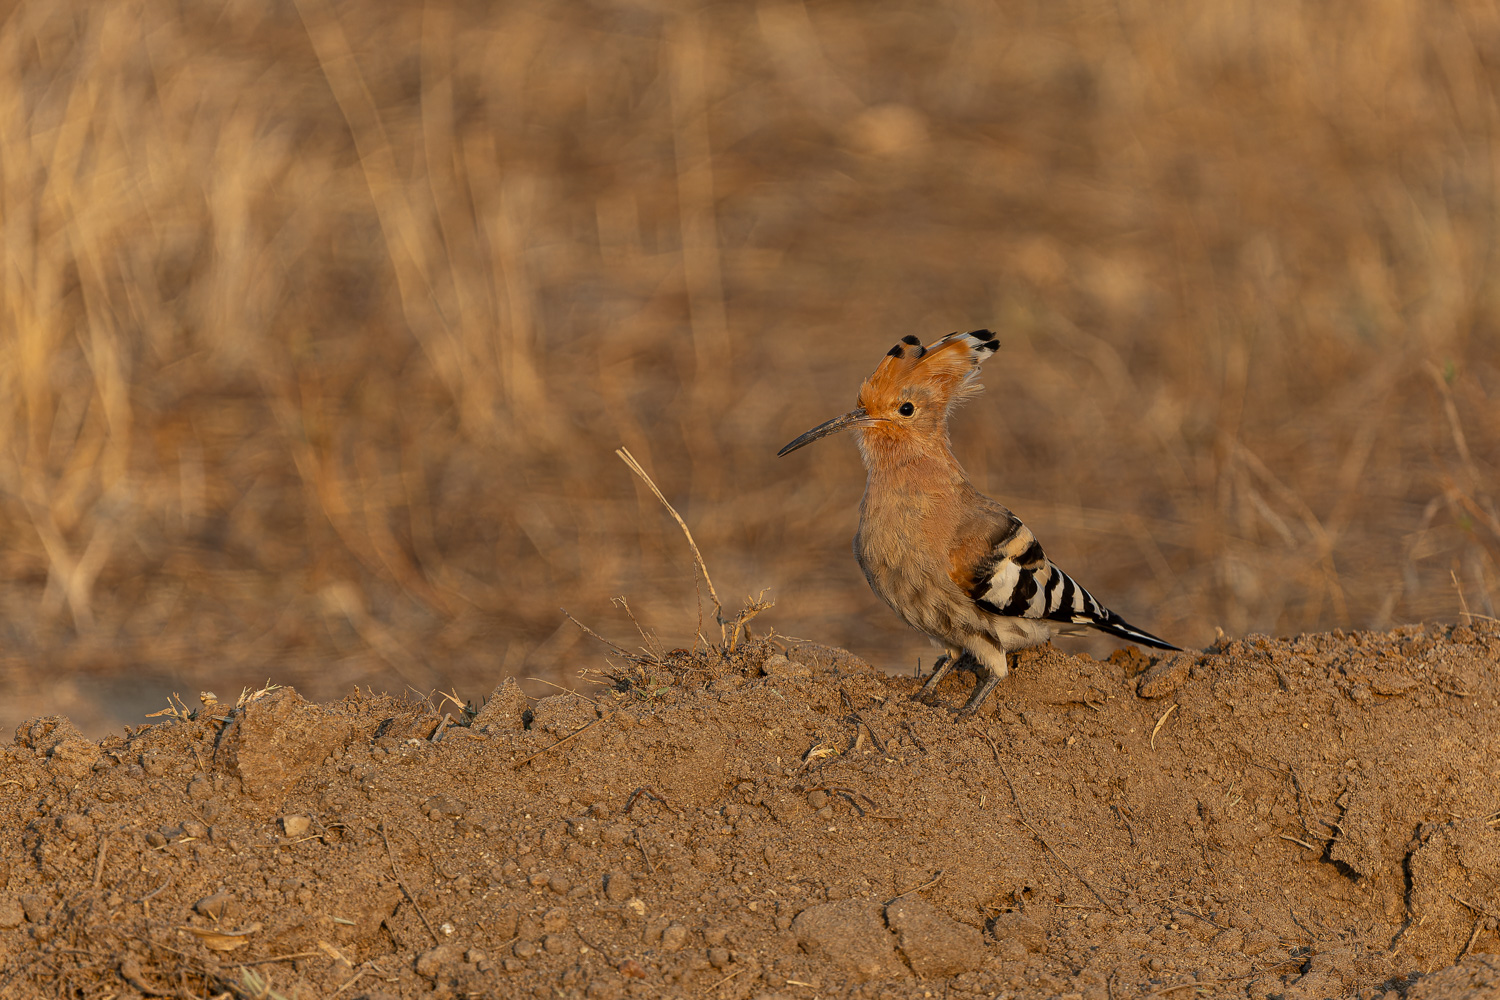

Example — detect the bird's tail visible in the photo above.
[1091,611,1180,651]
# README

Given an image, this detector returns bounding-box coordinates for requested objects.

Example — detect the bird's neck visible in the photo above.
[855,429,968,489]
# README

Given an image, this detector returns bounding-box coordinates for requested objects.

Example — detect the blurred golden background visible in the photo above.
[2,0,1497,735]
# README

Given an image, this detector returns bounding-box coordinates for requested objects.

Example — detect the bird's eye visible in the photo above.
[898,402,915,417]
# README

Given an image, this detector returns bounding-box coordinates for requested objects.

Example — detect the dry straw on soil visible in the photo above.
[1,0,1497,731]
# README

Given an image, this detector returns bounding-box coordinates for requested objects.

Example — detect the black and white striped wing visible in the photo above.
[958,518,1179,650]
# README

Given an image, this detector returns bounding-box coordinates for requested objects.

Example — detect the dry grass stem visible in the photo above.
[1150,704,1179,750]
[616,447,723,632]
[887,869,946,904]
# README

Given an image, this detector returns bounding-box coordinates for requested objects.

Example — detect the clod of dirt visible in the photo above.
[791,899,906,982]
[603,870,633,902]
[885,896,985,977]
[414,943,462,978]
[471,677,529,731]
[1408,955,1500,999]
[222,687,368,802]
[1136,651,1193,698]
[784,641,874,674]
[1404,819,1500,962]
[1329,779,1384,879]
[14,717,97,780]
[193,892,234,919]
[760,654,811,680]
[989,910,1047,953]
[0,894,21,929]
[13,717,85,752]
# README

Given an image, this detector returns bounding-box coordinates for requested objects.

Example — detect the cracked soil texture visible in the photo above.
[1,621,1498,999]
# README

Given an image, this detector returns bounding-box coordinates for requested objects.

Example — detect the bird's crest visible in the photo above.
[861,329,1000,412]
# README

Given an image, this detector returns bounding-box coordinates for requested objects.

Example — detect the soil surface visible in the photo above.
[2,622,1498,999]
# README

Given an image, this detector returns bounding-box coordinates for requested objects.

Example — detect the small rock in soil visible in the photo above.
[661,922,689,951]
[885,897,985,978]
[58,813,92,839]
[603,870,633,901]
[194,892,234,919]
[415,942,462,977]
[791,900,905,983]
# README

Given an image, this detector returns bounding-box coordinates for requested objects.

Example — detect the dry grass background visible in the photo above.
[2,0,1498,735]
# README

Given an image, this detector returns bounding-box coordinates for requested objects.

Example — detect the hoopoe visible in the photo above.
[779,330,1179,718]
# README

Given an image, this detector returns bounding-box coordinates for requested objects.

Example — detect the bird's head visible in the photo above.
[777,330,1000,460]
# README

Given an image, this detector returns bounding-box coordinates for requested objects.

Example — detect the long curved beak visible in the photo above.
[777,407,867,457]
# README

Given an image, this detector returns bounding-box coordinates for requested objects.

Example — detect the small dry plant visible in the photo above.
[566,448,775,698]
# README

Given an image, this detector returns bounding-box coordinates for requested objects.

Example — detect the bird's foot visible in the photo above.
[914,651,995,718]
[954,670,1002,720]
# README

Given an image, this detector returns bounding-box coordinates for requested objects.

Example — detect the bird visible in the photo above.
[778,330,1180,718]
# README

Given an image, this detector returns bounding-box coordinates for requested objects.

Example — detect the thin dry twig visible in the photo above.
[522,675,600,707]
[887,869,945,904]
[379,823,440,945]
[1450,571,1500,623]
[632,828,657,874]
[1458,915,1485,960]
[1112,803,1138,848]
[902,719,928,754]
[614,595,667,663]
[838,686,887,754]
[329,968,367,997]
[624,786,681,817]
[511,718,602,770]
[1449,893,1500,919]
[706,967,744,993]
[561,609,638,661]
[995,756,1119,914]
[137,874,172,903]
[1013,813,1119,915]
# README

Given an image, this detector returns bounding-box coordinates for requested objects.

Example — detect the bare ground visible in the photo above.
[2,621,1498,999]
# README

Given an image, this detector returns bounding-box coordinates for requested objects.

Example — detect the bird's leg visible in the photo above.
[955,649,1007,719]
[916,650,982,705]
[914,652,958,703]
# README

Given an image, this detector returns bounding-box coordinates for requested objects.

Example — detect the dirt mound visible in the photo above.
[1,622,1497,999]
